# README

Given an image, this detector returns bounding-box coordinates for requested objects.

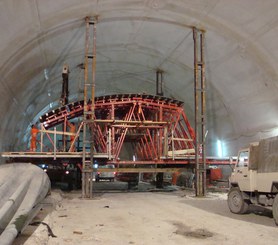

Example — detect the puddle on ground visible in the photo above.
[172,221,213,239]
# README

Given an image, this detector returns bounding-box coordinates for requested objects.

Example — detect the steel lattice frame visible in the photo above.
[39,94,195,165]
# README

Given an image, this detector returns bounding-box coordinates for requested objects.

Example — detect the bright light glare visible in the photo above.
[217,140,223,157]
[271,127,278,136]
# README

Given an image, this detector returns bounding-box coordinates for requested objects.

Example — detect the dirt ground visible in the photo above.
[14,183,278,245]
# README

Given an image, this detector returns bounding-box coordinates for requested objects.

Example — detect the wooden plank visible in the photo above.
[40,129,76,136]
[168,149,195,156]
[172,138,193,141]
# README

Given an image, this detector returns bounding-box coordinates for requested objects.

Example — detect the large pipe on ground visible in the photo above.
[0,163,50,245]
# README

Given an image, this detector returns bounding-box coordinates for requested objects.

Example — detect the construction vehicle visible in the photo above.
[228,136,278,225]
[95,164,116,182]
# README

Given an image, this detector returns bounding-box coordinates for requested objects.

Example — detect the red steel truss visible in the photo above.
[39,94,196,164]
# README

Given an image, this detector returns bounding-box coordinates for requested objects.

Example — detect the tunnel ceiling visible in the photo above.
[1,0,278,156]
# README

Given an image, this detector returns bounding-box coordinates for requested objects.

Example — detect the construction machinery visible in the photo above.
[228,136,278,225]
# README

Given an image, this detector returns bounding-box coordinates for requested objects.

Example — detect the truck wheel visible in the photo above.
[228,187,249,214]
[273,194,278,225]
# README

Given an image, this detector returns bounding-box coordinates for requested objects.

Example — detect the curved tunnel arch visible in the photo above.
[1,1,278,156]
[0,16,238,152]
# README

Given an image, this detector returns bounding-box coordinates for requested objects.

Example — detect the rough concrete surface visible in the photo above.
[13,186,278,245]
[0,163,50,245]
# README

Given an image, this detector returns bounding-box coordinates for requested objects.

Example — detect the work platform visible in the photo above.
[2,93,235,167]
[2,151,235,166]
[1,151,107,159]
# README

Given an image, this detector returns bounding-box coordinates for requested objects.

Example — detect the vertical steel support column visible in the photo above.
[90,16,97,196]
[171,130,175,160]
[193,28,199,196]
[156,70,164,188]
[40,124,43,152]
[82,16,97,198]
[159,106,163,159]
[111,104,115,157]
[108,128,112,159]
[200,31,206,196]
[193,27,206,197]
[82,17,90,199]
[163,127,168,156]
[63,116,67,152]
[156,69,164,96]
[54,127,57,160]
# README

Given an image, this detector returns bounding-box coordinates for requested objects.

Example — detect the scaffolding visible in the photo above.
[1,23,213,197]
[38,93,195,162]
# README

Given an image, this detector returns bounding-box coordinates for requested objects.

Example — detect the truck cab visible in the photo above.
[230,146,257,192]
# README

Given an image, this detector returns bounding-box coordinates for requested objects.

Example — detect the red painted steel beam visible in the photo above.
[38,94,196,165]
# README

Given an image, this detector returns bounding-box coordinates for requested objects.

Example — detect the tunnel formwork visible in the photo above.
[39,93,196,165]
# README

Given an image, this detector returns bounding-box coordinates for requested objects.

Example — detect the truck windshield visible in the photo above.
[237,151,249,167]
